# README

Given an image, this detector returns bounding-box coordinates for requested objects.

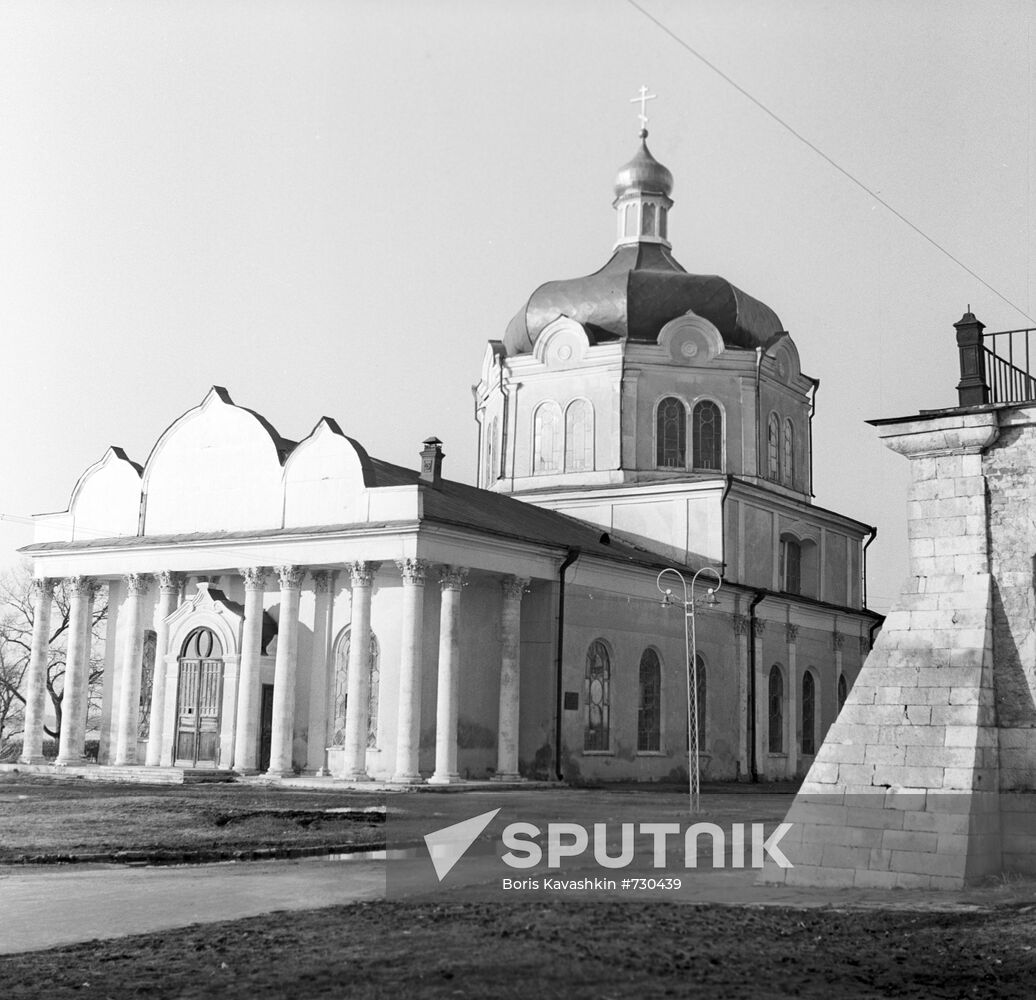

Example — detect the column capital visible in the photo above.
[439,566,469,592]
[396,558,429,586]
[157,570,186,593]
[348,561,380,587]
[785,623,799,644]
[30,578,55,602]
[239,566,270,591]
[276,565,305,590]
[833,631,845,651]
[311,569,331,593]
[731,614,750,637]
[67,576,98,598]
[126,573,152,596]
[859,634,871,655]
[501,575,529,601]
[751,618,766,637]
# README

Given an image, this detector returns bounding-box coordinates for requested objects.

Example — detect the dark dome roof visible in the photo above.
[504,242,783,357]
[614,132,673,199]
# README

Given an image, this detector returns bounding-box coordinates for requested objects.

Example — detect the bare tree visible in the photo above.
[0,564,107,756]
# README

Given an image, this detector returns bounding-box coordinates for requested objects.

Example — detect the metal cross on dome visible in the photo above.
[630,85,657,130]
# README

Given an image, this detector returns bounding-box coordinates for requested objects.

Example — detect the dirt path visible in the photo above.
[0,858,384,954]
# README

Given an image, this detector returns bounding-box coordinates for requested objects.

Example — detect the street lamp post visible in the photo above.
[657,566,723,815]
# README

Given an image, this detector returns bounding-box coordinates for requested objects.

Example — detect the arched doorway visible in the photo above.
[174,626,224,766]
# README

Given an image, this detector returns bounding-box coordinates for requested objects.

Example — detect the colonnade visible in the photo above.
[19,562,530,783]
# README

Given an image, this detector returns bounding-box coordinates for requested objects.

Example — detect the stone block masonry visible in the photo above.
[762,403,1036,889]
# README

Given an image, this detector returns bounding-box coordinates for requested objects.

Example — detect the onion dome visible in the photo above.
[614,130,673,199]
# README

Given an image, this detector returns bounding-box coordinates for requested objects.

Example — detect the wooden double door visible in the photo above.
[174,628,224,767]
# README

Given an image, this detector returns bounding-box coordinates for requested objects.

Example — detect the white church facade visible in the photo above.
[17,126,882,785]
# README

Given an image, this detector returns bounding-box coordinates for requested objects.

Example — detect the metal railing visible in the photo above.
[956,313,1036,407]
[982,327,1036,404]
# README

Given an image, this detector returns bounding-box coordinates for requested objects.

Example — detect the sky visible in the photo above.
[0,0,1033,614]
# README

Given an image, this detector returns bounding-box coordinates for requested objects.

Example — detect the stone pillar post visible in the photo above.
[955,311,989,406]
[429,566,467,785]
[19,579,55,764]
[785,623,799,777]
[233,567,268,773]
[391,559,428,784]
[266,566,303,776]
[494,575,528,781]
[342,561,379,781]
[113,574,151,765]
[305,570,333,774]
[145,572,183,767]
[55,577,96,766]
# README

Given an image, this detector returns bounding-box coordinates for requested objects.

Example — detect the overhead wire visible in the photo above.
[626,0,1035,326]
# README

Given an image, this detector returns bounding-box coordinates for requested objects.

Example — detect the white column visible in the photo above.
[145,572,183,766]
[55,577,96,766]
[494,575,528,781]
[233,567,268,773]
[429,566,467,785]
[306,570,333,774]
[786,623,799,778]
[391,559,427,783]
[342,561,378,781]
[267,565,304,776]
[113,574,151,766]
[19,579,55,764]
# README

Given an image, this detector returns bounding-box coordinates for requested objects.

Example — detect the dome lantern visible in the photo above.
[613,90,675,249]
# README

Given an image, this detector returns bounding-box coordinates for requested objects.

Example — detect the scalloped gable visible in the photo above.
[66,446,142,541]
[142,387,286,536]
[282,418,378,528]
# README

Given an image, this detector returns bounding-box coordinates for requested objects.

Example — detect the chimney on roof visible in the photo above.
[419,437,444,486]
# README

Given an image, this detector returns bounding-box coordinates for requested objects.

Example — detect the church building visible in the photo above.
[17,120,882,786]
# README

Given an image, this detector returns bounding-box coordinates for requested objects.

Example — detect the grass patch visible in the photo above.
[0,900,1034,998]
[0,773,385,862]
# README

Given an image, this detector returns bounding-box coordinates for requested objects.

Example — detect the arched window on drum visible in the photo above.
[692,400,722,471]
[656,397,686,468]
[533,401,563,474]
[564,399,594,472]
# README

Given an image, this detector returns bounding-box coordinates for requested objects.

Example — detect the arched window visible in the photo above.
[692,400,722,470]
[783,418,795,486]
[533,402,562,474]
[637,648,661,752]
[837,674,848,713]
[780,537,802,595]
[767,413,781,480]
[656,397,686,468]
[694,653,707,753]
[330,628,380,749]
[624,203,637,239]
[584,639,611,751]
[564,399,594,472]
[768,665,784,753]
[642,203,656,236]
[138,629,158,740]
[801,671,816,756]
